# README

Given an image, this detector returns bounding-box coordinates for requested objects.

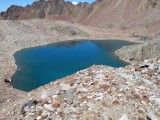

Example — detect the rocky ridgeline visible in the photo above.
[0,0,90,20]
[4,59,160,120]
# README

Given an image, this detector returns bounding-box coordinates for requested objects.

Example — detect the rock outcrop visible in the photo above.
[116,40,160,64]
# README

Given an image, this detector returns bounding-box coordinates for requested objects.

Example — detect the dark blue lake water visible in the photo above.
[11,40,135,91]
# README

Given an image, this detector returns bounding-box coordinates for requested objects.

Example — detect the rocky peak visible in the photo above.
[1,5,24,20]
[0,0,90,20]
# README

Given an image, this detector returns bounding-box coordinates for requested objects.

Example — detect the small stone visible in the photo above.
[52,103,60,108]
[79,88,88,92]
[147,111,159,120]
[100,84,110,90]
[149,96,155,103]
[41,90,49,99]
[154,98,160,105]
[4,77,11,83]
[135,66,141,71]
[95,74,105,80]
[138,108,145,113]
[27,112,35,116]
[138,117,145,120]
[108,117,113,120]
[37,116,41,120]
[36,111,42,116]
[52,95,58,98]
[119,114,128,120]
[61,84,71,90]
[44,104,54,111]
[112,100,120,105]
[82,105,89,111]
[141,101,147,105]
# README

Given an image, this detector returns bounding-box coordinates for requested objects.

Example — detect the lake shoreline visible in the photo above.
[12,40,135,91]
[0,19,144,118]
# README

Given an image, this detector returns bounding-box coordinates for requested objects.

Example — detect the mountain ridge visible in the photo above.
[0,0,90,20]
[1,0,160,28]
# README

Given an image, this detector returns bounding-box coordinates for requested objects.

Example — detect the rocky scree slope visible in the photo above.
[2,59,160,120]
[116,40,160,64]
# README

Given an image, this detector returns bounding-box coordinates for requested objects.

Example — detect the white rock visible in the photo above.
[79,88,88,92]
[37,116,41,120]
[27,112,35,116]
[44,104,54,111]
[154,98,160,105]
[138,86,146,90]
[147,111,159,120]
[61,84,71,90]
[144,60,149,63]
[141,101,147,105]
[119,114,128,120]
[41,90,49,99]
[149,96,155,103]
[95,74,105,80]
[157,64,160,73]
[158,64,160,70]
[143,79,153,85]
[52,95,58,98]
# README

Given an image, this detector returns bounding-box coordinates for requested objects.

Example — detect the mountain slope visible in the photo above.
[80,0,160,27]
[1,0,160,36]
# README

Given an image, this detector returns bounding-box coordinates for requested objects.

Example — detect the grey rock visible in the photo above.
[154,98,160,105]
[62,89,74,100]
[21,100,38,114]
[147,111,159,120]
[119,114,128,120]
[61,84,71,91]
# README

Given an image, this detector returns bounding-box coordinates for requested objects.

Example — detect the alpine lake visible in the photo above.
[11,40,136,91]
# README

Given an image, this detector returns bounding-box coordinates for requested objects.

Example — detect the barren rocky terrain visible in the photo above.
[0,18,160,120]
[0,19,135,119]
[1,57,160,120]
[0,0,160,119]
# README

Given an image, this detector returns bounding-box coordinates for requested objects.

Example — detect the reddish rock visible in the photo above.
[135,66,141,71]
[100,84,110,90]
[112,100,120,105]
[81,96,88,101]
[52,103,60,108]
[138,108,145,113]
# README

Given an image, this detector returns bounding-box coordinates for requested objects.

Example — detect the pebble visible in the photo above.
[37,116,41,120]
[44,104,54,111]
[154,98,160,105]
[119,114,128,120]
[138,108,145,113]
[61,84,71,91]
[147,111,159,120]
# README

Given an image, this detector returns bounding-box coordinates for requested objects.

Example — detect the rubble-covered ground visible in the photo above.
[0,19,133,114]
[1,59,160,120]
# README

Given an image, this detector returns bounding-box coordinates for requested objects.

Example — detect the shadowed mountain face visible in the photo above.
[0,0,90,20]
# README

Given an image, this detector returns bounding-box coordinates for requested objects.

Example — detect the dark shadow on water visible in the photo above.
[11,40,137,91]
